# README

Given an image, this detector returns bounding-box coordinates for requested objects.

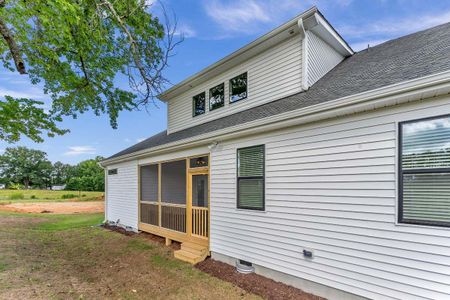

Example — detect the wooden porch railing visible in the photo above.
[161,204,186,233]
[192,206,208,238]
[140,202,158,226]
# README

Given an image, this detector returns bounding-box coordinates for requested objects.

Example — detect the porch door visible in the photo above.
[188,172,209,240]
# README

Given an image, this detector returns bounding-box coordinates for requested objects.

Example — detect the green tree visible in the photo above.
[66,156,104,192]
[0,0,180,143]
[0,146,52,188]
[51,161,75,186]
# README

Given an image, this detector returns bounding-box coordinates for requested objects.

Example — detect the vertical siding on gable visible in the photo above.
[210,95,450,300]
[307,31,344,86]
[106,160,138,229]
[167,35,303,134]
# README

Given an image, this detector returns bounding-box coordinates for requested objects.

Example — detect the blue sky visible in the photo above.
[1,0,450,164]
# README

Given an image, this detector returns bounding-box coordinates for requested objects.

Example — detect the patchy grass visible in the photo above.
[0,189,103,205]
[35,214,104,231]
[0,212,259,299]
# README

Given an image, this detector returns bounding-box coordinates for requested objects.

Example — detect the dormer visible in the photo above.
[159,7,353,134]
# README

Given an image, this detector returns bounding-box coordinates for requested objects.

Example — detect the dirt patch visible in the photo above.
[0,201,104,214]
[102,225,181,250]
[196,258,324,300]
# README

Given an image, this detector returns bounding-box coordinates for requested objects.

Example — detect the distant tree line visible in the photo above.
[0,146,104,191]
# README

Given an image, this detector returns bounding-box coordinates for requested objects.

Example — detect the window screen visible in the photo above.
[399,115,450,227]
[161,160,186,205]
[193,92,206,117]
[140,164,158,201]
[209,83,224,110]
[229,72,247,103]
[237,145,264,210]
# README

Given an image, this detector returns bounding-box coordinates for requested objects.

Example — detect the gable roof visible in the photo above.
[106,21,450,161]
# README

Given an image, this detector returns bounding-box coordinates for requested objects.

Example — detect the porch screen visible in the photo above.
[399,115,450,227]
[161,160,186,204]
[140,164,158,201]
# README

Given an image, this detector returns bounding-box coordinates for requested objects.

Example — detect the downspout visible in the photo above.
[98,162,108,223]
[298,19,309,91]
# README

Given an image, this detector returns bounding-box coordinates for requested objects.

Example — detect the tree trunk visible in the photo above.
[24,178,29,189]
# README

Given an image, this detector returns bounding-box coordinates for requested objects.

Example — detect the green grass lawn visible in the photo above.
[0,189,103,205]
[0,212,258,299]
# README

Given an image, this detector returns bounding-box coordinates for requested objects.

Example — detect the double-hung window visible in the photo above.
[237,145,265,210]
[399,115,450,227]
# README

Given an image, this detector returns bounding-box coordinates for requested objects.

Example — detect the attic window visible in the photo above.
[209,83,225,111]
[229,72,247,103]
[193,92,206,117]
[108,169,118,175]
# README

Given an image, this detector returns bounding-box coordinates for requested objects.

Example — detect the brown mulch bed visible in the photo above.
[196,258,325,300]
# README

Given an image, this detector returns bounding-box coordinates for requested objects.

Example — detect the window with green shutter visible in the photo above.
[399,115,450,227]
[237,145,265,210]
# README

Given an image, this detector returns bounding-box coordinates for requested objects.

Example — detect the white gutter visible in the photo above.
[101,70,450,166]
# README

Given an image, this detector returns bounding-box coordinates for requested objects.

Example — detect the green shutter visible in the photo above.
[237,145,264,210]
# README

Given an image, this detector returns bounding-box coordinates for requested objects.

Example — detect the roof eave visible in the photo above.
[102,70,450,166]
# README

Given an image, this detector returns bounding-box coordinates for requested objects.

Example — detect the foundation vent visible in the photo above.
[236,259,255,274]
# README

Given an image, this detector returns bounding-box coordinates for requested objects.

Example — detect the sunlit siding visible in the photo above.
[210,94,450,300]
[106,161,138,229]
[167,35,303,134]
[307,31,344,86]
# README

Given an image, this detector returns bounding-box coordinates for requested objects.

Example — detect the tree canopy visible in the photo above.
[0,146,52,188]
[0,0,179,143]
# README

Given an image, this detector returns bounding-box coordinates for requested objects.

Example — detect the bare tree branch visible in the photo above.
[0,16,26,74]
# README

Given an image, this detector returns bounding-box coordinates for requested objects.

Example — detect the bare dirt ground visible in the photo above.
[0,213,260,300]
[0,201,104,214]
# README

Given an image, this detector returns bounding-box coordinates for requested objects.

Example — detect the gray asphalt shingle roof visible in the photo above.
[108,22,450,160]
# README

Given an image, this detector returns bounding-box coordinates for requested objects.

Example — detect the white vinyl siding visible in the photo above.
[307,31,344,86]
[210,94,450,300]
[106,161,138,229]
[167,35,303,134]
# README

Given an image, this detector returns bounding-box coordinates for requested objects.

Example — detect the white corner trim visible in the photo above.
[101,70,450,166]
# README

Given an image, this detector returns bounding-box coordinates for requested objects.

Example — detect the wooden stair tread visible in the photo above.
[182,242,207,251]
[174,242,209,264]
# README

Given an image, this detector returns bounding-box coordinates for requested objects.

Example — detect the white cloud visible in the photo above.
[0,86,46,100]
[204,0,272,34]
[339,11,450,39]
[64,146,97,156]
[124,138,131,143]
[176,24,197,38]
[202,0,355,37]
[137,138,146,142]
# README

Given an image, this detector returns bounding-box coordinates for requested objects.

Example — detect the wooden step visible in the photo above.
[174,249,207,264]
[181,242,207,256]
[174,242,208,264]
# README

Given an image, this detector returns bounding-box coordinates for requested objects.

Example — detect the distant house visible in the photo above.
[0,184,5,189]
[101,7,450,300]
[51,185,66,191]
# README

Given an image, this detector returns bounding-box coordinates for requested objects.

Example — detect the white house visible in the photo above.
[100,7,450,300]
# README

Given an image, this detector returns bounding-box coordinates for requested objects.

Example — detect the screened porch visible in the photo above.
[138,156,209,246]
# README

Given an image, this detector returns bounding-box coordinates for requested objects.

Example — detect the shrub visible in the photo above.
[8,183,23,190]
[61,193,77,199]
[31,195,36,199]
[9,193,24,200]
